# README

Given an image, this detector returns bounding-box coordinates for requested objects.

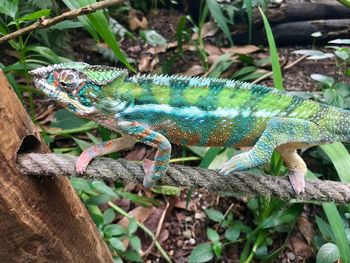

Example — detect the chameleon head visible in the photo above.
[29,62,128,116]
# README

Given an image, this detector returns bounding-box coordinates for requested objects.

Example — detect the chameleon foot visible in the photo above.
[218,152,257,175]
[142,159,156,187]
[76,150,94,174]
[142,159,167,187]
[288,171,306,195]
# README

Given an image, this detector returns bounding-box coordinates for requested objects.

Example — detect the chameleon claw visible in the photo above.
[288,171,306,195]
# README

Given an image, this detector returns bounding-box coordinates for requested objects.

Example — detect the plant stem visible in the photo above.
[107,201,172,263]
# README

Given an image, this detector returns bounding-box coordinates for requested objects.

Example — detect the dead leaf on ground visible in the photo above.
[174,200,197,212]
[192,22,218,40]
[138,55,160,72]
[129,9,148,31]
[205,44,223,63]
[288,231,313,260]
[124,146,148,161]
[182,65,204,76]
[146,41,177,54]
[138,55,152,72]
[297,213,314,245]
[221,44,260,55]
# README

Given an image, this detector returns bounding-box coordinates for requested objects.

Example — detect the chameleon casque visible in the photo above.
[30,62,349,194]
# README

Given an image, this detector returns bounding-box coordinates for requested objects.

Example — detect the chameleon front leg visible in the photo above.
[76,135,136,173]
[219,117,328,194]
[117,121,172,187]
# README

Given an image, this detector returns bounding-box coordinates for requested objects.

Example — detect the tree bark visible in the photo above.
[0,70,113,262]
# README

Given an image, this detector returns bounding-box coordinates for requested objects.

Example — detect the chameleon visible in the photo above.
[30,62,349,194]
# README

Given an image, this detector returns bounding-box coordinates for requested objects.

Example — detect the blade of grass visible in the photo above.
[258,6,283,89]
[243,0,252,43]
[206,0,233,45]
[320,142,350,183]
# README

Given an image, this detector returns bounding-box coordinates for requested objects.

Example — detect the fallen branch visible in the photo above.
[17,153,350,204]
[0,0,123,44]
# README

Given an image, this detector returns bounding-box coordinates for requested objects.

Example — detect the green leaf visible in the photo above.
[19,9,51,21]
[200,148,222,168]
[316,243,340,263]
[0,0,18,19]
[70,178,94,193]
[112,256,123,263]
[321,143,350,183]
[151,185,181,196]
[86,205,103,226]
[256,245,268,259]
[316,216,335,241]
[212,241,222,258]
[104,224,127,237]
[51,109,89,129]
[50,21,83,30]
[92,181,118,197]
[26,45,62,64]
[207,228,219,242]
[85,194,112,205]
[103,208,115,225]
[188,243,214,263]
[225,225,240,241]
[109,237,125,252]
[123,250,143,262]
[117,191,158,206]
[205,208,225,222]
[130,236,141,253]
[72,137,92,151]
[128,218,138,234]
[261,204,302,229]
[231,66,256,79]
[206,0,233,45]
[311,74,335,88]
[334,50,349,61]
[259,6,283,89]
[140,30,167,46]
[208,54,234,78]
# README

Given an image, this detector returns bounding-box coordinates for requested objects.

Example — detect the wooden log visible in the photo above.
[251,2,350,26]
[233,19,350,45]
[0,70,113,262]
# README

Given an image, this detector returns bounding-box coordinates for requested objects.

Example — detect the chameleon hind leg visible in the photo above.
[118,121,172,187]
[219,117,328,194]
[76,135,136,174]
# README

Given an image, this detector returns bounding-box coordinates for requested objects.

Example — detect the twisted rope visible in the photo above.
[16,153,350,203]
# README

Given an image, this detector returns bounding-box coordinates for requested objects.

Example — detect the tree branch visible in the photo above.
[0,0,123,44]
[16,153,350,204]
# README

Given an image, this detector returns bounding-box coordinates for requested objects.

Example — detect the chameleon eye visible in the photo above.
[57,70,80,89]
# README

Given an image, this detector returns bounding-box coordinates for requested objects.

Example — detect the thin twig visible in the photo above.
[143,202,170,257]
[0,0,123,44]
[16,153,350,203]
[252,55,308,84]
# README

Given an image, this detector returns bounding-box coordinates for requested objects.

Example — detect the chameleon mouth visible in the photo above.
[32,77,96,115]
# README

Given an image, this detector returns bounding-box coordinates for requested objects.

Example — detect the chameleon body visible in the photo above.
[30,62,350,194]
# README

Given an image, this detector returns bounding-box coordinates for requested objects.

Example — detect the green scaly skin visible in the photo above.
[30,62,350,194]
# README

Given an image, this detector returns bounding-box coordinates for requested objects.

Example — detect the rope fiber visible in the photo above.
[16,153,350,203]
